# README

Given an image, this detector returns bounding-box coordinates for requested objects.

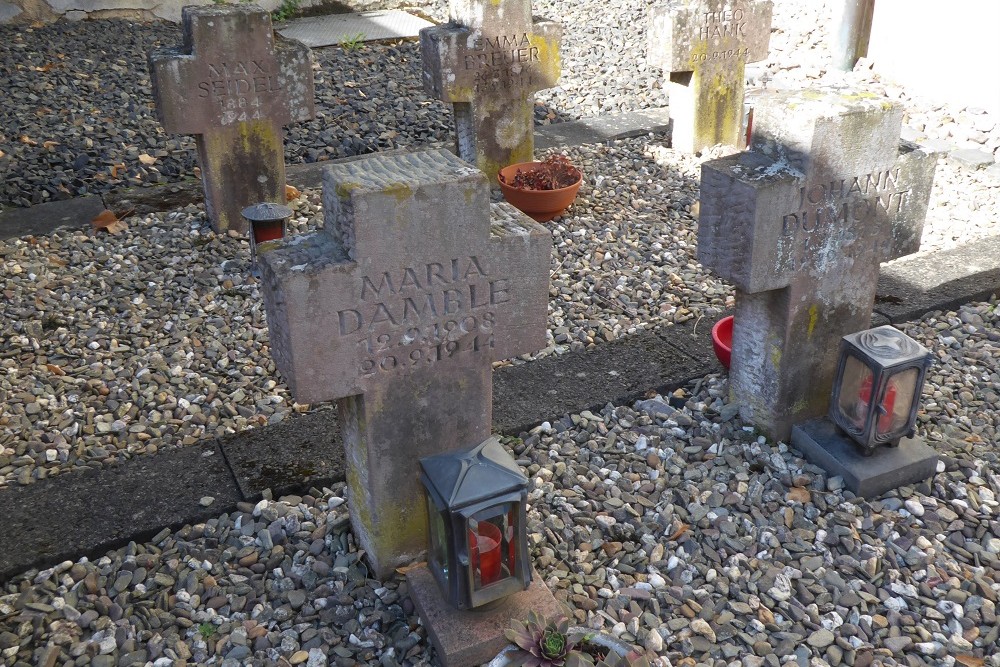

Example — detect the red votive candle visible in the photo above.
[469,523,503,586]
[252,219,285,243]
[860,376,896,432]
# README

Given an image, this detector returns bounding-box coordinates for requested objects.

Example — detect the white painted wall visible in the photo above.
[867,0,1000,115]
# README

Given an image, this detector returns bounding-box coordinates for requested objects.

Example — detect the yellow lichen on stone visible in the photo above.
[382,182,413,202]
[336,182,361,199]
[529,34,561,81]
[770,344,782,369]
[445,84,474,103]
[807,304,819,338]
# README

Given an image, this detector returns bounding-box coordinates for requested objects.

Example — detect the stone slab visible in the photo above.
[0,195,105,241]
[492,318,721,436]
[0,442,240,583]
[276,10,433,47]
[217,408,344,499]
[406,565,568,667]
[102,180,204,216]
[947,148,995,170]
[790,418,938,498]
[534,108,672,150]
[0,1,21,22]
[876,235,1000,323]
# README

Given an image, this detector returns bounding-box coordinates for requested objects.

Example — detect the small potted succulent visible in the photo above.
[489,612,650,667]
[497,154,583,222]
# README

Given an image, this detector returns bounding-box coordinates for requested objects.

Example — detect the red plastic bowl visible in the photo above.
[712,316,733,369]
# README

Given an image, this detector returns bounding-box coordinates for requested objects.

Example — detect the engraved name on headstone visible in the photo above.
[149,5,315,233]
[698,88,937,440]
[421,0,561,181]
[259,149,552,577]
[648,0,772,153]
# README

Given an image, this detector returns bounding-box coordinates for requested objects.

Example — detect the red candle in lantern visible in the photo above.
[859,376,896,433]
[469,523,503,586]
[252,219,285,243]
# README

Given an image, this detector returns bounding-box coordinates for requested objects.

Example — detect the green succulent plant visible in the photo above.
[505,612,581,667]
[505,613,652,667]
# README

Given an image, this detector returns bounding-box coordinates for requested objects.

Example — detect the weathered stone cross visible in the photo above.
[149,5,315,234]
[648,0,772,153]
[259,149,551,577]
[698,88,937,441]
[420,0,561,182]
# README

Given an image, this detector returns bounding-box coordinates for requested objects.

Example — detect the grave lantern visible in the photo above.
[241,202,292,277]
[419,436,531,610]
[829,325,932,454]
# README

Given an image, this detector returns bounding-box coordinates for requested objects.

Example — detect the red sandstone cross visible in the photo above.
[149,6,315,234]
[420,0,562,182]
[648,0,772,153]
[258,149,552,577]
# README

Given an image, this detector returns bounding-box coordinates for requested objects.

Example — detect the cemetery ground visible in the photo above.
[2,2,1000,667]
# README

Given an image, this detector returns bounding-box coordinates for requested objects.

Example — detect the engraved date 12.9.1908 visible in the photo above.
[356,312,496,376]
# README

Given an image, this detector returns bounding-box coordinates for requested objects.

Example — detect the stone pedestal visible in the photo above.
[791,418,938,497]
[406,566,568,667]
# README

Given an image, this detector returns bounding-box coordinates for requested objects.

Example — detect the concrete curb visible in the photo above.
[1,114,999,582]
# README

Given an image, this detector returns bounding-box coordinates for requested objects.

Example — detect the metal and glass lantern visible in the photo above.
[241,202,292,277]
[419,436,530,610]
[829,325,932,453]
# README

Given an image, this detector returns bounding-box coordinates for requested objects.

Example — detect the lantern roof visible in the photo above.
[842,325,930,365]
[420,436,528,509]
[241,202,293,222]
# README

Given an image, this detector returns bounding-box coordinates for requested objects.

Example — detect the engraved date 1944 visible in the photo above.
[357,312,496,376]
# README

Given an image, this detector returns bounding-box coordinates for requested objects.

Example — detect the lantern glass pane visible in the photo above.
[467,505,514,590]
[877,367,919,437]
[837,353,872,432]
[427,496,450,580]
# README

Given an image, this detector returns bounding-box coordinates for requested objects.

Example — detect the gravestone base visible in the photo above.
[791,418,938,498]
[407,566,567,667]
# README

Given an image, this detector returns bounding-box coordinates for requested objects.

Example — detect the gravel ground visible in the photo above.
[1,0,998,211]
[1,0,1000,665]
[2,298,999,667]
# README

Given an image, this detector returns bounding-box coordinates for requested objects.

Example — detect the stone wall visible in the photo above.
[0,0,404,24]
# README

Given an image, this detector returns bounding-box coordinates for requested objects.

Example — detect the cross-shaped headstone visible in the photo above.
[149,5,315,234]
[698,88,938,441]
[259,149,551,577]
[648,0,772,153]
[420,0,562,182]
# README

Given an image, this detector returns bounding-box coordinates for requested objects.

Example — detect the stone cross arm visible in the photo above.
[649,0,772,73]
[699,138,937,293]
[421,19,561,103]
[148,5,314,135]
[259,150,551,405]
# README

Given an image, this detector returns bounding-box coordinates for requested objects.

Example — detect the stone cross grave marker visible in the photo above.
[149,5,315,234]
[420,0,561,182]
[648,0,772,153]
[698,88,937,441]
[259,149,552,577]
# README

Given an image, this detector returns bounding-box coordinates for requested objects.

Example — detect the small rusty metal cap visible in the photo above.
[241,202,293,222]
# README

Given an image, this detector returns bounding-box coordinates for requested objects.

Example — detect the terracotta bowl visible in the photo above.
[712,315,734,369]
[497,162,582,222]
